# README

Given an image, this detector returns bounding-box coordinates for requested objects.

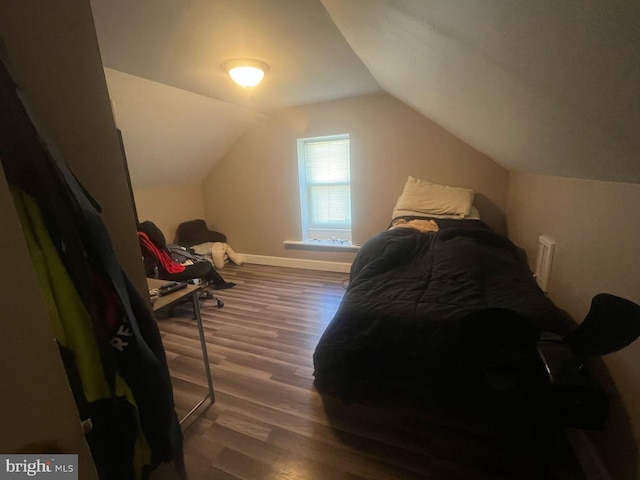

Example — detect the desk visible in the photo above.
[147,278,215,423]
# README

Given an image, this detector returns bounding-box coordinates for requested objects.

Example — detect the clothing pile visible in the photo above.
[174,219,243,269]
[137,221,235,290]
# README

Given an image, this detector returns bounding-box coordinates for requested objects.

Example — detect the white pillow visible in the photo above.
[394,176,474,218]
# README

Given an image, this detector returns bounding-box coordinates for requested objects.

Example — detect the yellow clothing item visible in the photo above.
[12,188,151,479]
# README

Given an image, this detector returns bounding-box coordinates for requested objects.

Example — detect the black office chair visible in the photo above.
[564,293,640,357]
[138,220,229,308]
[533,293,640,429]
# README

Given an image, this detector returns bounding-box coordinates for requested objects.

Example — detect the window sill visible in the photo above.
[283,240,361,253]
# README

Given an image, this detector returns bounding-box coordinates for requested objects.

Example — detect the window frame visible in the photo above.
[296,133,352,244]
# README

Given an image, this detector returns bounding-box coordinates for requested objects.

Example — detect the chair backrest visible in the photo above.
[564,293,640,357]
[138,220,169,252]
[174,219,226,247]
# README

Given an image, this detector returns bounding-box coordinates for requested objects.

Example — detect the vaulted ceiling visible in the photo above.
[91,0,640,188]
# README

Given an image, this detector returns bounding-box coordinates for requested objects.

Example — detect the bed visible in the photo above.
[312,177,579,409]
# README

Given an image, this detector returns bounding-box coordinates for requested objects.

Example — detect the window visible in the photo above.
[297,134,351,244]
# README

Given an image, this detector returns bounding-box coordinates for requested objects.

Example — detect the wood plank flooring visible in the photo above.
[156,263,586,480]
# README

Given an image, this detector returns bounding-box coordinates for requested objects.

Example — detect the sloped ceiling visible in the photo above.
[105,68,258,187]
[322,0,640,184]
[91,0,640,188]
[91,0,381,187]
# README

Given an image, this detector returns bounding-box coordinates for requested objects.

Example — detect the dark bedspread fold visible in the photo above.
[313,220,574,386]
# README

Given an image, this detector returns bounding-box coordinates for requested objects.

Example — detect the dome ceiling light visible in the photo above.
[222,59,269,88]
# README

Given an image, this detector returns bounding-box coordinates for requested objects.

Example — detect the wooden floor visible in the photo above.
[156,263,586,480]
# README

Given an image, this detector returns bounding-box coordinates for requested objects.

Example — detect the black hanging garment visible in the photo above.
[0,59,184,480]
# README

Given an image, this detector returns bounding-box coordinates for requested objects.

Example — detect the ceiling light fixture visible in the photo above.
[223,59,269,88]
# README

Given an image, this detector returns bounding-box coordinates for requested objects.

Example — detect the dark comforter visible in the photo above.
[313,218,574,388]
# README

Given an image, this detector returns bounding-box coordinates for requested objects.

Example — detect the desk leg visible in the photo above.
[179,290,215,424]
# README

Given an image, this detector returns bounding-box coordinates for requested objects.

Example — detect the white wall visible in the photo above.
[507,171,640,479]
[202,93,509,262]
[134,184,206,242]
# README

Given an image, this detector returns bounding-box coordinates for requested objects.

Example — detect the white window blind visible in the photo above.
[297,134,351,243]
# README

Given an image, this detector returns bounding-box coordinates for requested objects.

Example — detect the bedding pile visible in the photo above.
[313,218,575,389]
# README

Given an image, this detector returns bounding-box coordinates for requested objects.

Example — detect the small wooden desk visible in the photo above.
[147,278,215,423]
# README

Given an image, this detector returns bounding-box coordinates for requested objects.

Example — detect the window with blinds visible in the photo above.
[297,134,351,243]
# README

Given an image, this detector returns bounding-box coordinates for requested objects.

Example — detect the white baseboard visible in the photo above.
[239,254,351,273]
[566,429,611,480]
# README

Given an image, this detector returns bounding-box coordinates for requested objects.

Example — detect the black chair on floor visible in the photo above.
[534,293,640,429]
